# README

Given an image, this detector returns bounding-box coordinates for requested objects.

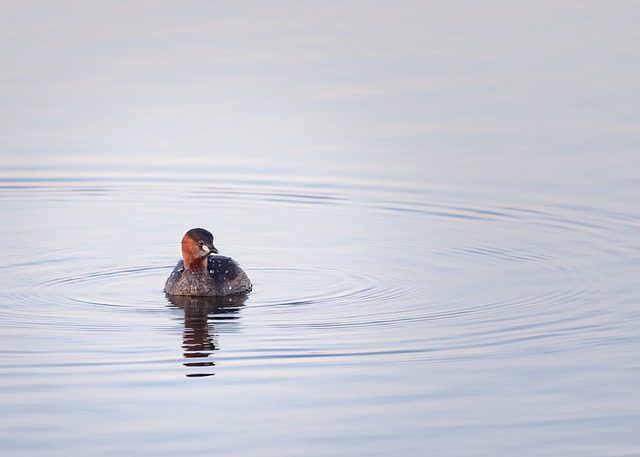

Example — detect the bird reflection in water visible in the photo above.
[165,293,247,377]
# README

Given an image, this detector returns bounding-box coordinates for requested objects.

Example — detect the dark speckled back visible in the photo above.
[207,255,241,284]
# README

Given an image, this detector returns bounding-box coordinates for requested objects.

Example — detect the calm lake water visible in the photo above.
[1,2,640,456]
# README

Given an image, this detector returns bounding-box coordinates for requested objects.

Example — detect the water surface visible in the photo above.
[1,1,640,456]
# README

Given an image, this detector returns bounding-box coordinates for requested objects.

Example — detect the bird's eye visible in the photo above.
[198,240,204,246]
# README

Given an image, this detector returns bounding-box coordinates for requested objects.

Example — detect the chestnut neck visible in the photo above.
[182,237,208,271]
[183,253,208,271]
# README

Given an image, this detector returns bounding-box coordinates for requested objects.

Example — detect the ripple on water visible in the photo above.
[235,182,636,365]
[0,174,637,368]
[246,264,447,330]
[0,262,169,334]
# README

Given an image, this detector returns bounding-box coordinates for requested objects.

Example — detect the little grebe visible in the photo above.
[165,228,252,296]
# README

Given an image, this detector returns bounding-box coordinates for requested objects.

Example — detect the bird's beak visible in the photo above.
[202,244,218,255]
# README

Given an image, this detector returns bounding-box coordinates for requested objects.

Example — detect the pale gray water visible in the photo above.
[1,2,639,456]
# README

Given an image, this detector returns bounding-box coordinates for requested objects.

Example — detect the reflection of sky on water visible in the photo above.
[0,3,639,455]
[1,1,638,198]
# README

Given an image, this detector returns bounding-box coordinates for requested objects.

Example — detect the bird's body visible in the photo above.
[164,228,251,297]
